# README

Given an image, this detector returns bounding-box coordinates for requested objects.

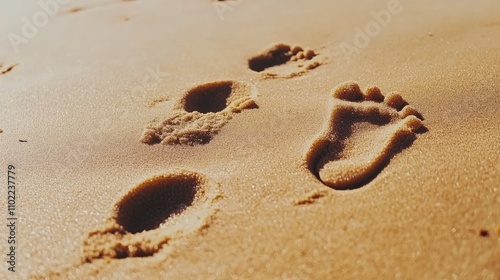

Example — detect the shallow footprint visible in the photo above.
[305,81,425,190]
[248,43,325,79]
[83,170,220,261]
[141,80,257,145]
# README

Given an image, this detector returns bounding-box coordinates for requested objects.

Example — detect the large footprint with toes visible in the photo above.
[83,170,220,261]
[305,81,425,190]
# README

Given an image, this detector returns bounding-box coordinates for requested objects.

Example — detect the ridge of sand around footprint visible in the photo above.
[141,80,258,145]
[82,170,220,261]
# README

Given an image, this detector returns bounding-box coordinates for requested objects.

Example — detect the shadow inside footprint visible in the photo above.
[182,81,233,113]
[305,81,426,190]
[248,43,293,72]
[116,175,198,233]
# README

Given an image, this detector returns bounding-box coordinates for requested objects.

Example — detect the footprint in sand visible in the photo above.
[83,170,220,261]
[305,81,425,190]
[248,43,325,79]
[141,80,257,145]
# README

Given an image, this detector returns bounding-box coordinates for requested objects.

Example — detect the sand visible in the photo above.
[0,0,499,279]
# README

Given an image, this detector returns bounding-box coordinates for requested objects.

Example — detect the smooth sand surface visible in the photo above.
[1,0,499,279]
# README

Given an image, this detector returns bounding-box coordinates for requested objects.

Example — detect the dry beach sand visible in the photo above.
[0,0,499,279]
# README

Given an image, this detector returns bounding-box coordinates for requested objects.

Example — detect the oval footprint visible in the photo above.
[141,80,258,145]
[116,172,203,233]
[83,170,220,261]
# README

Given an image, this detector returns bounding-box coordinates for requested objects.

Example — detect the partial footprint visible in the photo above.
[141,80,257,145]
[305,81,425,190]
[83,170,220,261]
[248,43,325,79]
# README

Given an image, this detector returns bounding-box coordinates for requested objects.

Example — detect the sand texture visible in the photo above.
[0,0,499,279]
